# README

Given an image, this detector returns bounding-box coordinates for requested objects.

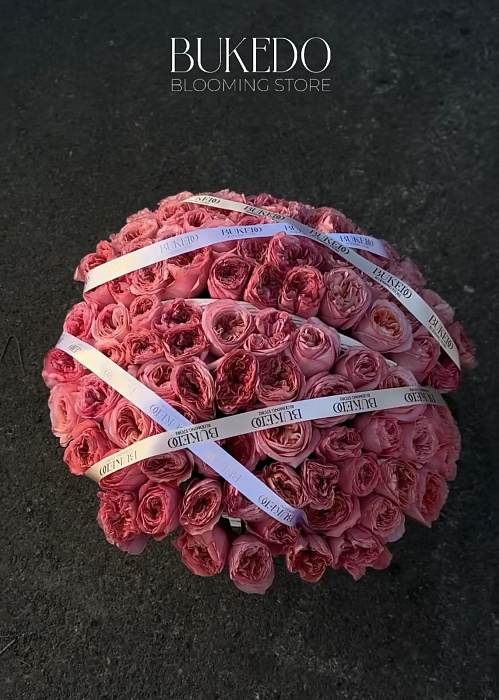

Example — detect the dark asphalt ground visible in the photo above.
[1,2,498,699]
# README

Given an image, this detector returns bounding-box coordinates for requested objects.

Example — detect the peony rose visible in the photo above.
[129,294,161,329]
[285,534,333,582]
[91,302,130,342]
[260,462,308,507]
[388,327,440,382]
[400,416,439,464]
[304,372,356,427]
[170,358,215,421]
[352,300,413,353]
[315,426,363,463]
[179,479,223,535]
[380,366,425,421]
[136,359,177,402]
[43,348,88,388]
[64,301,95,341]
[215,349,258,414]
[74,240,117,282]
[64,420,113,475]
[333,347,388,391]
[243,262,285,309]
[162,322,209,364]
[354,412,404,457]
[74,373,120,422]
[123,328,164,365]
[319,267,372,329]
[392,258,425,292]
[305,206,358,234]
[48,382,80,446]
[246,516,299,556]
[375,457,421,513]
[100,457,148,492]
[256,353,305,406]
[174,526,230,576]
[290,318,340,377]
[107,278,136,307]
[278,265,325,318]
[223,482,267,522]
[207,253,253,300]
[305,490,361,537]
[427,444,458,481]
[448,321,477,371]
[424,405,461,451]
[337,453,380,497]
[136,481,181,540]
[243,308,295,357]
[201,299,254,356]
[301,459,339,509]
[267,232,324,271]
[425,356,461,393]
[421,289,455,326]
[219,433,260,472]
[103,398,158,448]
[228,534,275,594]
[84,282,115,308]
[164,246,212,299]
[256,422,320,468]
[139,450,193,486]
[128,260,171,298]
[236,236,270,264]
[150,298,202,335]
[97,490,148,554]
[412,469,449,526]
[111,216,159,252]
[360,494,405,542]
[329,526,392,580]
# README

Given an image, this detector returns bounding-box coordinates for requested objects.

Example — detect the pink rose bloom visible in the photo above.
[100,458,148,492]
[74,373,120,421]
[164,246,212,299]
[42,348,88,388]
[380,366,426,421]
[223,482,267,522]
[215,349,258,414]
[427,444,459,481]
[228,534,275,594]
[64,420,113,475]
[337,453,380,497]
[64,301,96,342]
[107,278,136,306]
[375,457,421,514]
[84,282,115,309]
[267,232,324,271]
[124,329,164,365]
[170,358,215,421]
[301,459,339,509]
[278,265,325,318]
[305,490,361,537]
[319,267,372,329]
[392,258,425,292]
[179,479,223,535]
[121,236,155,255]
[150,298,202,335]
[305,206,357,234]
[424,405,461,450]
[162,322,209,364]
[207,253,253,300]
[128,260,171,298]
[219,433,260,472]
[329,526,392,580]
[136,359,177,402]
[425,356,461,393]
[243,308,295,357]
[448,321,477,371]
[139,450,194,485]
[290,318,340,377]
[97,490,148,554]
[352,300,413,353]
[111,216,159,252]
[91,303,130,342]
[129,294,161,329]
[136,481,181,540]
[400,416,439,463]
[256,353,305,406]
[236,236,271,264]
[201,300,254,356]
[411,469,448,526]
[360,494,405,542]
[243,262,285,309]
[354,412,404,457]
[174,526,230,576]
[304,372,356,428]
[285,534,333,582]
[333,347,388,391]
[48,382,80,446]
[74,240,117,282]
[246,516,299,556]
[260,462,308,507]
[103,398,158,448]
[421,289,455,326]
[315,426,363,463]
[256,422,320,468]
[388,327,440,382]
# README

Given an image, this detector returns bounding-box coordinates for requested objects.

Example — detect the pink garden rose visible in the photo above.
[162,322,209,364]
[333,347,388,391]
[392,258,425,292]
[319,267,371,329]
[421,289,455,326]
[425,404,461,451]
[174,526,230,576]
[108,278,136,307]
[290,318,340,377]
[129,294,161,329]
[352,300,413,353]
[315,426,363,463]
[97,490,148,554]
[256,422,320,468]
[219,433,260,472]
[223,482,267,522]
[388,327,440,382]
[42,348,88,388]
[74,240,117,282]
[411,469,449,526]
[354,412,404,457]
[74,373,120,421]
[285,534,333,582]
[360,494,405,542]
[301,459,339,509]
[136,481,181,540]
[337,453,380,497]
[246,515,299,556]
[100,459,148,492]
[150,298,202,335]
[380,366,426,421]
[305,490,361,537]
[236,236,271,264]
[124,329,165,365]
[91,302,130,342]
[228,534,275,594]
[375,457,421,513]
[207,253,253,300]
[48,382,80,446]
[64,420,113,475]
[330,526,392,580]
[64,301,96,342]
[243,308,295,357]
[201,299,254,356]
[267,232,324,271]
[400,416,439,464]
[215,349,258,414]
[448,321,477,371]
[278,265,325,318]
[103,398,158,448]
[170,358,215,421]
[164,246,212,299]
[139,450,194,486]
[304,372,356,427]
[256,353,305,406]
[111,216,159,252]
[128,260,171,298]
[179,479,223,535]
[136,359,177,402]
[243,262,285,309]
[260,462,308,508]
[425,356,461,393]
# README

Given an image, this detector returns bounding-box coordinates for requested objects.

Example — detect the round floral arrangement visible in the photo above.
[43,191,475,594]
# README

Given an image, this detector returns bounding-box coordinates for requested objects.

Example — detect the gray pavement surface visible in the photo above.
[1,1,498,699]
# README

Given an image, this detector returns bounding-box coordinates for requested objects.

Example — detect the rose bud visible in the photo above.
[215,349,258,414]
[354,413,404,457]
[333,347,388,391]
[260,462,309,507]
[107,278,136,307]
[267,232,324,271]
[337,453,380,497]
[74,240,117,282]
[425,356,461,393]
[73,373,120,423]
[64,301,96,342]
[48,382,80,446]
[448,321,477,371]
[421,288,455,326]
[329,525,392,580]
[380,366,426,421]
[110,216,159,252]
[97,490,149,554]
[319,267,372,329]
[388,327,440,382]
[150,298,203,335]
[128,260,171,298]
[399,416,439,464]
[162,322,209,364]
[174,526,230,577]
[352,300,413,353]
[91,302,130,343]
[236,236,271,264]
[179,478,223,535]
[219,433,260,472]
[244,308,296,357]
[136,359,177,402]
[375,457,421,513]
[164,246,212,299]
[139,450,194,486]
[359,494,405,542]
[100,454,148,492]
[64,420,113,475]
[207,253,253,300]
[246,516,299,556]
[290,318,341,377]
[256,353,305,406]
[278,265,326,318]
[228,534,275,594]
[256,422,320,468]
[170,358,215,421]
[123,328,165,365]
[42,348,88,388]
[129,294,162,330]
[136,481,182,540]
[201,299,254,356]
[285,534,333,582]
[305,490,361,537]
[301,459,339,509]
[304,372,356,428]
[315,426,363,463]
[411,469,449,526]
[223,482,267,522]
[243,262,285,309]
[103,398,158,448]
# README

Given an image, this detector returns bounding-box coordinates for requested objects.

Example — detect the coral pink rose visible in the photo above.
[380,366,425,421]
[124,329,164,365]
[305,206,357,234]
[48,382,80,446]
[164,246,212,299]
[400,416,439,464]
[74,240,117,282]
[354,412,404,457]
[170,358,215,421]
[162,322,209,364]
[64,420,113,475]
[319,267,372,329]
[111,216,159,252]
[64,301,96,342]
[315,426,363,463]
[246,516,299,556]
[304,372,356,428]
[305,490,361,537]
[392,258,425,292]
[129,294,161,329]
[244,308,295,357]
[278,265,325,318]
[421,289,455,326]
[375,457,421,513]
[91,303,130,342]
[329,526,392,580]
[219,433,260,472]
[267,232,324,271]
[425,356,461,393]
[228,534,275,594]
[285,534,333,582]
[333,347,388,391]
[223,482,267,522]
[301,459,339,509]
[201,300,254,356]
[103,398,158,448]
[174,526,230,576]
[236,236,271,264]
[215,349,258,414]
[243,262,285,309]
[136,359,177,402]
[42,348,88,388]
[256,422,320,468]
[427,444,459,481]
[424,405,461,450]
[260,462,308,508]
[136,481,181,540]
[139,450,194,485]
[97,490,149,554]
[352,300,413,353]
[388,327,440,382]
[256,353,305,406]
[107,278,136,306]
[337,453,380,497]
[290,318,340,377]
[448,321,477,371]
[150,298,202,335]
[179,479,223,535]
[100,457,148,492]
[74,373,120,421]
[360,494,405,542]
[207,253,253,300]
[128,261,171,298]
[411,469,448,526]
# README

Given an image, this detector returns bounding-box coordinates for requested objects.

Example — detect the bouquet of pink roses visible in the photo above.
[43,190,475,594]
